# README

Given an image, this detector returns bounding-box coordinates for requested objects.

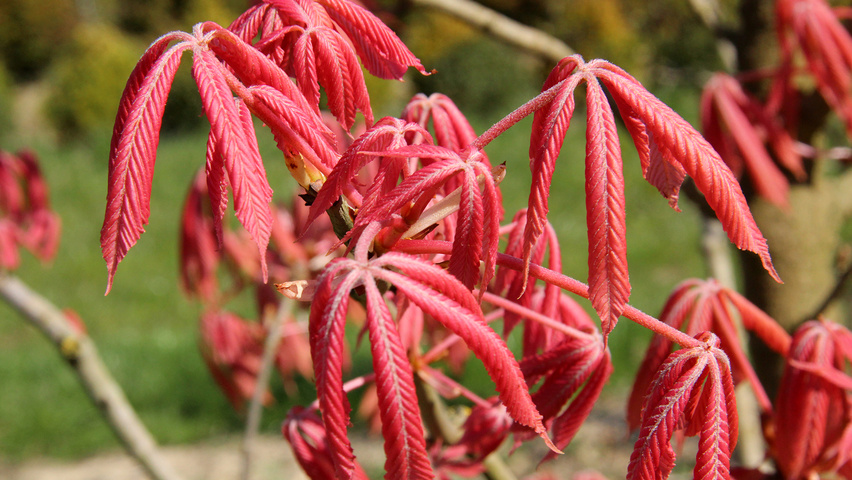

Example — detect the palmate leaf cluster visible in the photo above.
[99,0,852,479]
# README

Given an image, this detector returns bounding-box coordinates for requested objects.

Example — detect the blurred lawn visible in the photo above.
[0,85,708,462]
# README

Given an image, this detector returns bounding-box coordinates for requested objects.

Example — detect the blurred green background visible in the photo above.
[0,0,720,463]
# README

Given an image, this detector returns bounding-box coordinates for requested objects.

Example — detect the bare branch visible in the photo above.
[411,0,573,64]
[240,297,297,480]
[0,272,183,480]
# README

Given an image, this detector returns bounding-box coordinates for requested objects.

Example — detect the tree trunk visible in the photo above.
[740,171,849,393]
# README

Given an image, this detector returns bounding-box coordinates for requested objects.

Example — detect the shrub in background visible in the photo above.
[0,0,79,80]
[46,23,140,139]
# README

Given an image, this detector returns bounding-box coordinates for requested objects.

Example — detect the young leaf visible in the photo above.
[362,278,434,479]
[306,117,433,228]
[313,0,430,79]
[700,73,795,208]
[402,93,481,154]
[283,407,370,480]
[627,333,737,480]
[351,146,501,290]
[101,38,191,293]
[583,78,629,339]
[524,59,582,282]
[193,48,274,281]
[772,319,852,480]
[595,62,781,282]
[777,0,852,135]
[309,262,364,479]
[371,252,554,448]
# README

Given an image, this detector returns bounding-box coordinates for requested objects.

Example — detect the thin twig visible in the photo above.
[0,272,183,480]
[240,296,296,480]
[411,0,573,64]
[807,259,852,322]
[395,239,704,349]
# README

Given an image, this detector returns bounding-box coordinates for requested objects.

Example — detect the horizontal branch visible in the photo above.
[0,272,183,480]
[411,0,574,64]
[395,239,703,349]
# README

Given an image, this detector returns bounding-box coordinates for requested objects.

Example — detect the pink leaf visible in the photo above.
[180,171,222,301]
[596,64,781,282]
[309,27,374,129]
[101,40,189,293]
[542,351,612,462]
[701,74,790,208]
[723,289,791,356]
[448,168,484,288]
[363,278,434,479]
[628,334,737,480]
[372,253,556,450]
[309,261,363,479]
[283,407,370,480]
[694,356,735,480]
[583,79,629,339]
[313,0,430,79]
[243,84,340,173]
[627,351,700,480]
[525,63,582,279]
[403,93,479,153]
[306,117,432,228]
[612,99,686,210]
[193,48,273,282]
[773,320,849,479]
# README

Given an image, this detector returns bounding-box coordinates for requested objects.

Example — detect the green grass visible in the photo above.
[0,127,306,461]
[0,86,707,462]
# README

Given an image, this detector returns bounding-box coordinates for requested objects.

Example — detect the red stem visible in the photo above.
[478,290,597,342]
[472,77,567,149]
[395,239,703,349]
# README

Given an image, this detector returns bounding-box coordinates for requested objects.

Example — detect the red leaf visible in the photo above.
[101,39,189,293]
[542,351,612,462]
[613,95,685,211]
[628,354,698,480]
[204,23,318,117]
[695,355,737,480]
[300,27,373,129]
[526,339,601,418]
[313,0,430,79]
[583,79,629,339]
[372,253,556,450]
[306,117,432,228]
[349,145,501,290]
[283,407,370,480]
[627,280,703,431]
[363,278,434,480]
[193,49,274,282]
[309,261,363,479]
[701,74,791,208]
[243,84,340,174]
[179,171,221,301]
[773,320,852,479]
[447,167,485,288]
[644,138,687,211]
[723,289,792,356]
[596,63,781,283]
[778,0,852,135]
[402,93,480,154]
[525,60,582,280]
[627,334,737,480]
